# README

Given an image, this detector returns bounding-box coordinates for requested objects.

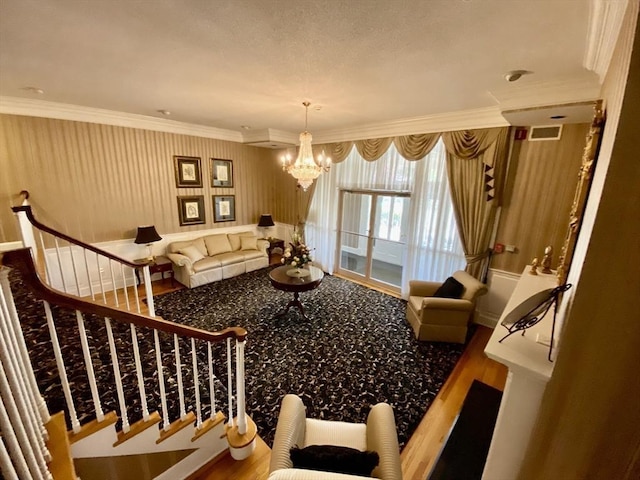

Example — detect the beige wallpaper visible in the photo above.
[490,123,590,273]
[0,114,301,244]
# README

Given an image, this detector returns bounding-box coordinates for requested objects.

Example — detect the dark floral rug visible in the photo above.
[10,266,466,449]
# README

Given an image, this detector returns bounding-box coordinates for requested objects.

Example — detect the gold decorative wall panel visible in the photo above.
[0,114,295,244]
[490,123,590,273]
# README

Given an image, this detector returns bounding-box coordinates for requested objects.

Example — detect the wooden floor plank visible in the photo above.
[192,325,507,480]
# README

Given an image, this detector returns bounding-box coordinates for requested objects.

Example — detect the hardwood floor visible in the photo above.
[193,325,507,480]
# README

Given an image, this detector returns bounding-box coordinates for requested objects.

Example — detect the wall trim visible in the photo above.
[0,241,23,253]
[0,96,244,143]
[584,0,630,81]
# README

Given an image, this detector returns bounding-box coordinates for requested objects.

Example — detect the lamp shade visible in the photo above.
[134,225,162,244]
[257,214,275,227]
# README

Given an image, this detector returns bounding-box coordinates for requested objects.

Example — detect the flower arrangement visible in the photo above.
[282,230,313,269]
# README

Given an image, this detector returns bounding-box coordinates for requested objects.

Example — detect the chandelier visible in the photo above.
[280,101,331,191]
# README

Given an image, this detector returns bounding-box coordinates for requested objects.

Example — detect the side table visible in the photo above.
[134,256,174,286]
[265,238,285,265]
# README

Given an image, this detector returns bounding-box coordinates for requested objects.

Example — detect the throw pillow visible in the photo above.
[228,231,254,251]
[204,234,232,256]
[240,235,258,251]
[290,445,379,477]
[178,245,205,263]
[433,276,464,299]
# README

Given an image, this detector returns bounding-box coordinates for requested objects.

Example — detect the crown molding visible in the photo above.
[490,78,601,113]
[584,0,629,81]
[311,106,508,144]
[0,96,244,142]
[241,128,298,148]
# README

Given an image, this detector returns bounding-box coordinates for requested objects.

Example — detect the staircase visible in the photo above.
[0,196,257,479]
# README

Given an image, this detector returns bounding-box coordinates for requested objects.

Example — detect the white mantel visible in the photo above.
[483,266,559,479]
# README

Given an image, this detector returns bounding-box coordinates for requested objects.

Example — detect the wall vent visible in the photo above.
[528,125,563,141]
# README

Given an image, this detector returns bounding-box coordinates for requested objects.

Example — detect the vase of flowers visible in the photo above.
[282,231,313,277]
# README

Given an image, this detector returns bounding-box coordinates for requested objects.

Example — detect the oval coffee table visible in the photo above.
[268,265,324,319]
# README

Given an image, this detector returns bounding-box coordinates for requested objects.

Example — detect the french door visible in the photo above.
[336,190,410,293]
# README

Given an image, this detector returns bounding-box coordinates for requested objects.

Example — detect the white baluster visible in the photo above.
[235,339,247,435]
[143,266,155,317]
[42,301,80,433]
[154,330,169,430]
[37,231,51,286]
[130,324,149,420]
[191,338,202,429]
[120,264,131,311]
[0,429,21,480]
[0,328,49,479]
[0,382,39,480]
[226,337,234,428]
[105,318,130,433]
[208,341,216,420]
[68,244,81,296]
[174,334,187,419]
[0,275,51,463]
[53,238,68,293]
[0,268,50,424]
[83,248,96,301]
[131,266,141,314]
[109,261,119,307]
[96,253,107,304]
[76,310,104,422]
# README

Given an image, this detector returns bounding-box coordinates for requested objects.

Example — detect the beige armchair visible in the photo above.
[268,394,402,480]
[406,270,488,343]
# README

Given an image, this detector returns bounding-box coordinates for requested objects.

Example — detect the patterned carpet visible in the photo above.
[11,266,466,449]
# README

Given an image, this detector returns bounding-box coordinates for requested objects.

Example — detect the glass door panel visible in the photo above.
[339,192,371,277]
[370,196,409,287]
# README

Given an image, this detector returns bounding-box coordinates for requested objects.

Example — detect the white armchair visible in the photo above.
[268,394,402,480]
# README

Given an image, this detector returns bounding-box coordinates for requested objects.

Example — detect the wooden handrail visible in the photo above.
[11,205,148,268]
[16,189,30,204]
[1,248,247,343]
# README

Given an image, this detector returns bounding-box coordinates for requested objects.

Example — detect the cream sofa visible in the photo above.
[165,231,269,288]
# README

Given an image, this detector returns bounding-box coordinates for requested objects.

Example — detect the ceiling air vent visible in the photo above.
[528,125,563,141]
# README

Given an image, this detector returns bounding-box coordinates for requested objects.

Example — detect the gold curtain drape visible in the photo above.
[393,133,441,160]
[355,137,394,161]
[443,127,510,278]
[315,141,354,164]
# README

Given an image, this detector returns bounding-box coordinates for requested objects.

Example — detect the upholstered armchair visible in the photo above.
[268,394,402,480]
[406,270,488,343]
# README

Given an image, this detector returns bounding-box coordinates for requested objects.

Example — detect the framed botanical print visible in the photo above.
[213,195,236,223]
[211,158,233,188]
[174,156,203,188]
[177,196,205,226]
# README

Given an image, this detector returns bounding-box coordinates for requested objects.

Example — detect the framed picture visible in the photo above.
[174,156,203,188]
[211,158,234,188]
[213,195,236,223]
[177,196,205,226]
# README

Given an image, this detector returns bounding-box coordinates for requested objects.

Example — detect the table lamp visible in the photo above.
[134,225,162,261]
[257,214,275,239]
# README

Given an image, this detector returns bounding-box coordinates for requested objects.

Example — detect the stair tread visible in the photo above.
[192,411,226,442]
[68,411,118,445]
[225,415,257,449]
[157,411,196,444]
[113,411,161,447]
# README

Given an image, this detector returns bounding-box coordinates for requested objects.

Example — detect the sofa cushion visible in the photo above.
[290,445,379,477]
[212,251,245,267]
[167,237,207,257]
[228,231,254,251]
[433,276,464,299]
[178,245,205,263]
[241,250,265,261]
[192,256,222,273]
[204,234,232,256]
[240,235,258,251]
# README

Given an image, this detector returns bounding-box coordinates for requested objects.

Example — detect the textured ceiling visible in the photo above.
[0,0,599,134]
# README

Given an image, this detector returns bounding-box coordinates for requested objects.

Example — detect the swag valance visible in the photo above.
[314,127,509,204]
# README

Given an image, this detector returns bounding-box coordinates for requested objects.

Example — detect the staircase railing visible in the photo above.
[11,191,156,316]
[0,248,252,478]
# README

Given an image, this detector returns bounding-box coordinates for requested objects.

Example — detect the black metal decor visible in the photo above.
[499,284,572,361]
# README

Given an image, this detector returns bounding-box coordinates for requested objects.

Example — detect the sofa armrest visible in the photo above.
[270,395,308,474]
[257,238,269,255]
[165,253,194,273]
[409,280,440,297]
[421,297,473,311]
[366,403,402,480]
[268,469,373,480]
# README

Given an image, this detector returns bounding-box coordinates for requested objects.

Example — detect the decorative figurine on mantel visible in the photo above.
[529,258,539,275]
[541,245,553,274]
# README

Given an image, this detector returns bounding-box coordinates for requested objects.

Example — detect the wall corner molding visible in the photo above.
[583,0,630,82]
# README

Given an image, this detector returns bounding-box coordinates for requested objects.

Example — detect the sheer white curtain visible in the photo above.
[306,139,465,297]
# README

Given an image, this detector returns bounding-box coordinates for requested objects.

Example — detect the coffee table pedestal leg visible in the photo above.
[275,292,308,320]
